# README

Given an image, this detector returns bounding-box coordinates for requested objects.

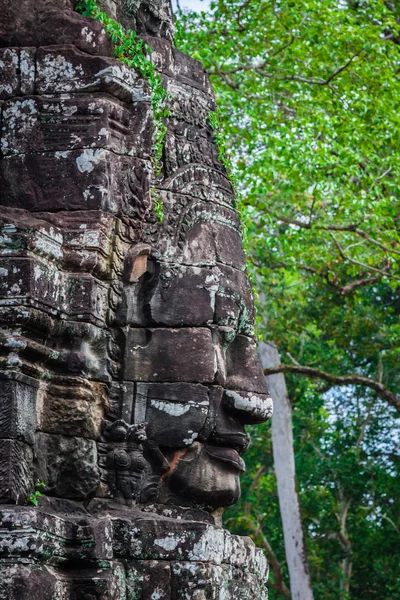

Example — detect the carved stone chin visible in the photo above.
[160,441,243,509]
[0,0,271,596]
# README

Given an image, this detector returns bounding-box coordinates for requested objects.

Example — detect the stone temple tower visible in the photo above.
[0,0,272,597]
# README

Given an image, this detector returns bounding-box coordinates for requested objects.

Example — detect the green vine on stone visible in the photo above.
[75,0,168,221]
[152,189,164,224]
[208,109,249,253]
[208,109,239,195]
[26,481,46,507]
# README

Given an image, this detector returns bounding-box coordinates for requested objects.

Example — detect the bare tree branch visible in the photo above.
[334,275,379,296]
[355,398,375,455]
[330,234,400,281]
[235,0,251,31]
[256,528,292,599]
[276,53,361,86]
[244,465,267,516]
[265,209,400,256]
[264,260,379,296]
[354,228,400,256]
[262,364,400,412]
[210,53,361,88]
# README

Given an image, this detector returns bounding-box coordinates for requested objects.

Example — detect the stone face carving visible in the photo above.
[0,0,271,596]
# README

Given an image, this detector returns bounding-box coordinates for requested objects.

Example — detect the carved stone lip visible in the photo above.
[208,432,250,453]
[205,445,246,472]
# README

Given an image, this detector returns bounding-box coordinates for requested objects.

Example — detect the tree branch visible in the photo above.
[263,364,400,412]
[235,0,251,31]
[242,466,291,598]
[334,275,379,296]
[210,53,360,88]
[244,465,267,516]
[265,260,379,296]
[256,529,291,599]
[330,234,400,281]
[266,209,400,257]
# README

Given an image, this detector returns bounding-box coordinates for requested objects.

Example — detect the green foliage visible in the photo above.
[75,0,168,220]
[26,481,46,507]
[152,189,165,223]
[177,1,400,597]
[208,109,239,193]
[208,109,252,257]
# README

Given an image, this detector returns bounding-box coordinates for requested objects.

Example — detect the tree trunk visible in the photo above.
[259,342,314,600]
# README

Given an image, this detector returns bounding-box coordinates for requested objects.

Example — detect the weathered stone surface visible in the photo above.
[0,150,153,214]
[126,560,171,600]
[139,382,210,448]
[225,335,270,393]
[0,0,271,596]
[122,327,216,382]
[39,380,108,439]
[36,45,149,100]
[0,373,37,444]
[0,507,269,599]
[2,96,152,158]
[0,439,33,503]
[0,565,59,600]
[34,433,100,499]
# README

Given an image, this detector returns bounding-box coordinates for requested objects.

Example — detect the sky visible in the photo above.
[171,0,211,12]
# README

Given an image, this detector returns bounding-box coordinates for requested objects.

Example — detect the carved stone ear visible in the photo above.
[124,244,151,283]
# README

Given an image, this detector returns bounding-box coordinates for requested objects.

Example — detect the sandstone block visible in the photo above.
[36,45,149,101]
[122,327,216,383]
[34,433,100,499]
[126,560,171,600]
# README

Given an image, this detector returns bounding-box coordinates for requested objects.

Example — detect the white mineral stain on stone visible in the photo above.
[188,527,226,564]
[41,54,84,91]
[82,26,94,44]
[183,431,198,445]
[35,228,63,259]
[7,352,22,367]
[208,283,219,313]
[54,151,69,159]
[224,390,273,419]
[0,268,8,277]
[20,51,32,75]
[88,101,102,112]
[76,149,105,173]
[5,337,25,349]
[154,537,180,551]
[71,133,82,147]
[63,104,78,117]
[9,283,22,294]
[4,99,37,135]
[33,264,43,281]
[150,400,191,416]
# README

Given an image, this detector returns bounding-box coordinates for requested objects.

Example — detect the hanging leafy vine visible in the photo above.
[75,0,169,220]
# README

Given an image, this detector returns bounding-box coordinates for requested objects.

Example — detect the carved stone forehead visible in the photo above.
[103,0,174,39]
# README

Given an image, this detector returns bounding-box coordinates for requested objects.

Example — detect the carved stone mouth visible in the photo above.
[207,432,250,454]
[205,445,246,472]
